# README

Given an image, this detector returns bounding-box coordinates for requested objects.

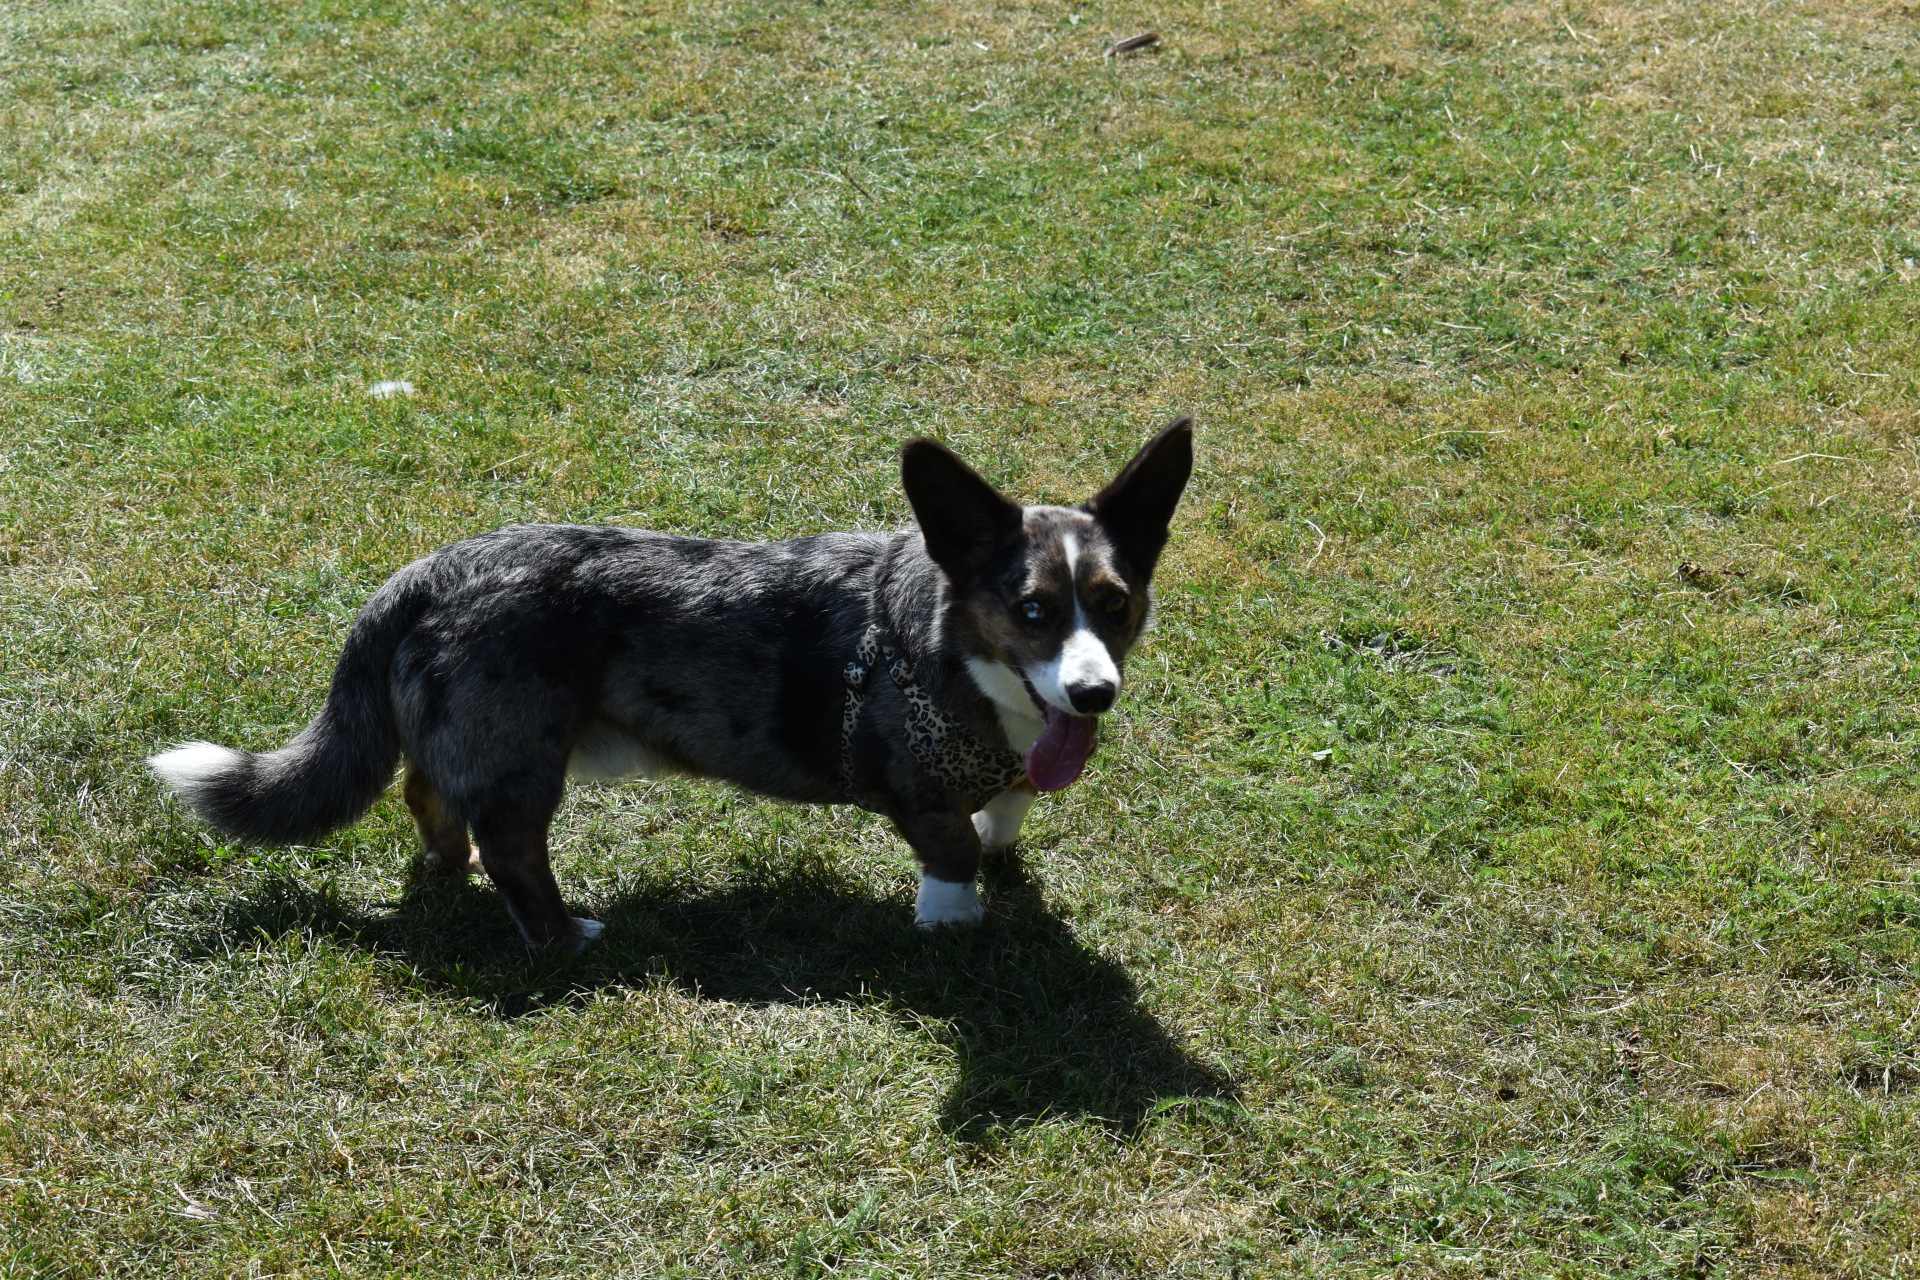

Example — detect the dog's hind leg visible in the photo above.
[403,760,480,875]
[469,815,604,952]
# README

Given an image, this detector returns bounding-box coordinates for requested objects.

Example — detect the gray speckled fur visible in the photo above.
[383,523,998,818]
[150,420,1193,947]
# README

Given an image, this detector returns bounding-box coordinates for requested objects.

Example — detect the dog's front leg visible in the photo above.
[890,803,987,929]
[972,780,1038,853]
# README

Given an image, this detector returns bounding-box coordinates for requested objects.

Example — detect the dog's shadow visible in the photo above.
[199,851,1236,1138]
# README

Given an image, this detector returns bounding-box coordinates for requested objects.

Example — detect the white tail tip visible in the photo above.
[147,741,242,798]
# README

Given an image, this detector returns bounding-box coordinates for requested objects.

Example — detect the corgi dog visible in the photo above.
[150,418,1193,949]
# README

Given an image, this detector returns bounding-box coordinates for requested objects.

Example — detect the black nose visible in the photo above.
[1066,681,1116,715]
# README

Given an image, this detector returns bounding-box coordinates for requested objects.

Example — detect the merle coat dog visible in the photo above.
[151,418,1194,948]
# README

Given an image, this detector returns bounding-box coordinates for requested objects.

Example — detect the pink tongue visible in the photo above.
[1025,706,1098,792]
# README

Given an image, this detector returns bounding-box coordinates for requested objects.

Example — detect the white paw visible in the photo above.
[571,917,606,952]
[423,846,479,874]
[914,878,984,929]
[970,809,1007,851]
[971,789,1037,852]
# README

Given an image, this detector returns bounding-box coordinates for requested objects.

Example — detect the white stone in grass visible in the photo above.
[368,379,414,399]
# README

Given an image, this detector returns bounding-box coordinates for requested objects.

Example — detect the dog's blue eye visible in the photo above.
[1018,599,1044,622]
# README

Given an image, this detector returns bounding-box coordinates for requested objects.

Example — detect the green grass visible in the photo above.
[4,0,1919,1273]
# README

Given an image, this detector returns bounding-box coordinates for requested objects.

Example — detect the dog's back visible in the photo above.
[395,523,893,809]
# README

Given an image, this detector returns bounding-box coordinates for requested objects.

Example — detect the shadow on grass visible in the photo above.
[191,850,1235,1139]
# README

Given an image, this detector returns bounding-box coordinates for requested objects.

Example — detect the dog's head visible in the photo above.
[900,417,1193,787]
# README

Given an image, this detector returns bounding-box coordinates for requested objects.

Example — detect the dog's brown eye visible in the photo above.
[1104,592,1128,613]
[1017,599,1045,623]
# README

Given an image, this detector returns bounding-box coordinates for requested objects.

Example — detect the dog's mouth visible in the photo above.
[1018,676,1100,792]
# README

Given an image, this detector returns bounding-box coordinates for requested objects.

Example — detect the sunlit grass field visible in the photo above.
[3,0,1918,1273]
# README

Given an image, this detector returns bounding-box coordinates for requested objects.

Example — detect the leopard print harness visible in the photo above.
[839,623,1028,812]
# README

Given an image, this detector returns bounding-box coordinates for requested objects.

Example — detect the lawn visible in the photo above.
[3,0,1918,1274]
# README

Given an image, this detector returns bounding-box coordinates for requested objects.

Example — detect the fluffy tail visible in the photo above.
[149,575,424,844]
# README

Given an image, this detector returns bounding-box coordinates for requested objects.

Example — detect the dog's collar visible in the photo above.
[839,623,1028,812]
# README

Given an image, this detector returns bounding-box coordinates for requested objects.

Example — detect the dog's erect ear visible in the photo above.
[1085,415,1194,578]
[900,438,1025,584]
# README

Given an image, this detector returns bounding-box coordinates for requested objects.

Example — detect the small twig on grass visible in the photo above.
[839,168,876,202]
[1106,32,1160,58]
[1560,17,1600,44]
[1413,428,1508,443]
[1301,518,1327,568]
[235,1180,284,1227]
[172,1185,222,1222]
[1771,453,1856,466]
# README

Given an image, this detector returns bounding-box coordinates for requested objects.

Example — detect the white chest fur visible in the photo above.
[963,657,1046,754]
